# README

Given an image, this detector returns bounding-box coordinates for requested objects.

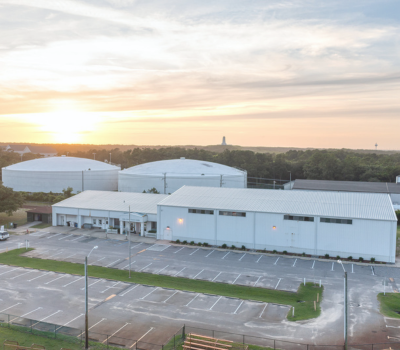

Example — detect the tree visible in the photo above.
[62,187,74,198]
[395,210,400,226]
[0,184,25,216]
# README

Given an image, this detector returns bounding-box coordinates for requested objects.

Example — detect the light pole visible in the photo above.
[110,153,112,164]
[288,171,292,189]
[128,205,131,278]
[85,245,98,350]
[93,153,96,160]
[337,260,348,350]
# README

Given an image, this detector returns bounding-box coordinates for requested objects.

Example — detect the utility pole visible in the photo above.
[163,173,167,194]
[288,171,292,189]
[85,246,98,349]
[220,175,223,187]
[344,271,348,350]
[128,205,131,278]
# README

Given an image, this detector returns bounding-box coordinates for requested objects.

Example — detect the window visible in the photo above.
[219,211,246,217]
[188,209,214,215]
[106,220,108,225]
[93,219,96,224]
[284,215,314,222]
[99,219,102,225]
[151,222,157,230]
[320,217,352,225]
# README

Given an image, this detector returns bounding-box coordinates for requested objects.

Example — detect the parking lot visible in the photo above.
[0,230,399,345]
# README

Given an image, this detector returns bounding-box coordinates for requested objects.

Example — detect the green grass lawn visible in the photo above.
[30,223,52,229]
[377,293,400,319]
[0,249,323,321]
[0,209,28,228]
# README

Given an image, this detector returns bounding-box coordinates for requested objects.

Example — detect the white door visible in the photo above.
[163,227,172,240]
[59,215,65,226]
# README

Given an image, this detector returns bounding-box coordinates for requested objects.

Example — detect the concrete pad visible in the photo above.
[176,267,200,279]
[214,272,237,284]
[256,255,278,265]
[141,288,176,303]
[254,277,280,289]
[211,297,241,314]
[195,270,221,281]
[295,259,314,269]
[353,264,374,276]
[222,252,246,261]
[260,304,290,322]
[189,293,220,310]
[235,274,260,286]
[236,300,266,319]
[276,278,299,292]
[164,291,197,306]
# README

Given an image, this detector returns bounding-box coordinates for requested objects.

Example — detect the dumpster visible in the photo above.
[13,223,18,229]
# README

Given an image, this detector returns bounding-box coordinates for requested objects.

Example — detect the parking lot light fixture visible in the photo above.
[337,260,348,350]
[85,245,98,349]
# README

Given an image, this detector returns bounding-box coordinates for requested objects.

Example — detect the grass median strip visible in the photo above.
[0,249,323,321]
[377,293,400,319]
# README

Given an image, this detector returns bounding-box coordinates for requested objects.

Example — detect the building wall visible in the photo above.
[158,205,396,263]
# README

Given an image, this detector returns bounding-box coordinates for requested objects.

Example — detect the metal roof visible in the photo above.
[120,158,245,176]
[3,156,120,171]
[53,190,168,214]
[292,179,400,194]
[158,186,397,221]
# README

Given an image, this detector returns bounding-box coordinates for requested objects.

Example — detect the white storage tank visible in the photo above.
[2,156,120,193]
[118,158,247,194]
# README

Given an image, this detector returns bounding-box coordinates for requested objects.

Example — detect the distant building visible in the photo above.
[4,144,57,157]
[221,136,227,145]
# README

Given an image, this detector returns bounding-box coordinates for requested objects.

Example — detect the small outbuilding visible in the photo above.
[24,205,52,224]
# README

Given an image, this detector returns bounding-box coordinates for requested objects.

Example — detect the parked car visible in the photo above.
[0,227,10,241]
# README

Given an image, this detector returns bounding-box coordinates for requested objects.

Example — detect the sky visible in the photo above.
[0,0,399,149]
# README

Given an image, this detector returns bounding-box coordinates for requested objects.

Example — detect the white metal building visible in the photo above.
[118,158,247,194]
[2,156,120,193]
[157,186,397,263]
[52,190,167,236]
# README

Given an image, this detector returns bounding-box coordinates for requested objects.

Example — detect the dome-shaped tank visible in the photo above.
[118,157,247,193]
[2,156,120,193]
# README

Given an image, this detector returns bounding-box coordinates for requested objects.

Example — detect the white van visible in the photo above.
[0,226,10,241]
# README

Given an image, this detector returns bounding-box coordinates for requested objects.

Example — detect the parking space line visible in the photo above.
[312,260,315,269]
[66,253,77,259]
[63,277,84,287]
[210,296,222,310]
[193,270,204,279]
[352,264,354,273]
[131,243,143,250]
[256,255,262,263]
[102,323,131,343]
[189,248,199,256]
[0,303,21,313]
[141,287,158,300]
[129,327,154,349]
[100,282,120,294]
[233,300,244,314]
[45,275,67,285]
[331,262,334,271]
[212,272,222,282]
[292,259,297,267]
[186,293,199,307]
[105,259,121,267]
[90,257,105,265]
[259,304,268,318]
[239,253,246,261]
[47,233,63,239]
[222,252,230,259]
[19,307,43,319]
[119,285,139,297]
[59,234,74,241]
[47,251,64,259]
[28,271,52,282]
[163,291,178,303]
[59,314,84,329]
[0,267,20,276]
[274,257,280,265]
[40,310,62,322]
[10,270,35,279]
[232,274,241,284]
[157,265,169,274]
[139,263,152,272]
[81,279,101,290]
[174,267,186,276]
[122,261,136,269]
[174,247,185,254]
[70,236,85,242]
[275,278,282,289]
[254,276,262,287]
[205,250,214,257]
[78,318,106,337]
[371,266,375,276]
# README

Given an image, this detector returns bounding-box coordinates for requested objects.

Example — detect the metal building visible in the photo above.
[2,156,120,193]
[157,186,397,263]
[118,158,247,194]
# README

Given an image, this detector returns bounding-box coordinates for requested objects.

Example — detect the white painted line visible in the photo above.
[212,272,222,282]
[210,296,222,310]
[232,274,241,284]
[259,303,268,318]
[256,255,262,263]
[174,247,185,254]
[189,248,199,256]
[140,287,158,300]
[0,303,21,313]
[254,276,262,287]
[331,262,334,271]
[104,322,130,342]
[0,268,20,276]
[59,234,74,241]
[163,291,178,303]
[193,269,204,279]
[275,278,282,290]
[274,257,280,265]
[45,275,67,285]
[122,261,136,269]
[81,279,101,290]
[157,265,169,274]
[70,236,85,242]
[66,253,77,259]
[90,318,106,330]
[131,243,143,249]
[40,310,62,322]
[371,266,375,276]
[28,271,52,282]
[174,267,186,276]
[120,285,139,297]
[139,263,152,272]
[90,257,105,265]
[10,270,35,279]
[233,301,244,314]
[205,250,214,257]
[47,251,64,259]
[311,260,315,269]
[186,293,199,307]
[61,314,84,327]
[30,232,47,237]
[292,259,297,267]
[352,264,354,273]
[105,259,120,267]
[100,282,120,294]
[239,253,246,261]
[47,233,63,239]
[19,307,43,318]
[129,327,154,349]
[63,277,84,287]
[222,252,230,259]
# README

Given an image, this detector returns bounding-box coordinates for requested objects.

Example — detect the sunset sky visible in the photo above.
[1,0,399,149]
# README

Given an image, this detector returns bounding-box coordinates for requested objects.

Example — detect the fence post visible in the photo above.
[273,339,275,350]
[243,335,244,345]
[182,325,186,340]
[107,335,109,349]
[174,332,176,350]
[30,319,33,334]
[7,314,9,328]
[54,324,56,339]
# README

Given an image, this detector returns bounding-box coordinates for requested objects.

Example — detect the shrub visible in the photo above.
[176,239,181,243]
[221,244,227,249]
[190,241,195,245]
[241,245,246,250]
[302,252,306,257]
[324,254,330,259]
[347,256,353,260]
[197,242,202,246]
[273,250,277,254]
[283,250,288,255]
[371,257,376,263]
[203,242,209,247]
[231,245,236,249]
[182,240,187,244]
[336,255,341,260]
[359,257,364,262]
